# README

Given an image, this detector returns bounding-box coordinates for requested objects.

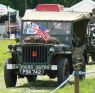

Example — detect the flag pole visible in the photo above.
[8,6,11,35]
[25,0,27,10]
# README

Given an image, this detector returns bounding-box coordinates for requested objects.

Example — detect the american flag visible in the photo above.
[31,23,51,42]
[31,23,40,33]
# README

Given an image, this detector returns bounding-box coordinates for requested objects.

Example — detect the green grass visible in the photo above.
[0,39,16,74]
[57,78,95,93]
[0,39,95,93]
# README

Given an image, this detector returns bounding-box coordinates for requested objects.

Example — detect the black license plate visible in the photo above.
[20,69,43,75]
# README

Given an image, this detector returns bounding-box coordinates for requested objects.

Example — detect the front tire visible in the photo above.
[4,58,17,87]
[83,51,89,64]
[57,58,70,84]
[91,54,95,62]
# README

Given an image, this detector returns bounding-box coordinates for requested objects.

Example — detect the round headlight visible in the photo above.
[16,46,22,52]
[49,47,55,52]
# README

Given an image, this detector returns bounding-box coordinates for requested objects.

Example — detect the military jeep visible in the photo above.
[85,18,95,64]
[4,6,89,87]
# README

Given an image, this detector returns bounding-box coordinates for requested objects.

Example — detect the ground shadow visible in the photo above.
[87,62,95,65]
[16,80,57,90]
[15,79,75,91]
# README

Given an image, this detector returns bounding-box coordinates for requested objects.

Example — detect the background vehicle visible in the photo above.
[85,18,95,64]
[4,4,89,87]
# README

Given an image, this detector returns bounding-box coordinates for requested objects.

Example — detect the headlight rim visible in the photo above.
[49,47,55,52]
[16,46,22,52]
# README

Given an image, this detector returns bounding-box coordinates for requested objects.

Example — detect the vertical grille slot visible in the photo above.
[22,45,49,63]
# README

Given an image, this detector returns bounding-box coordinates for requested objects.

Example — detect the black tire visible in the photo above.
[57,58,70,84]
[4,58,17,87]
[83,52,89,64]
[79,57,86,80]
[91,54,95,62]
[27,75,37,83]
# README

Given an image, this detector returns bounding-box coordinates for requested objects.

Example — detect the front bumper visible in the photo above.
[6,64,57,70]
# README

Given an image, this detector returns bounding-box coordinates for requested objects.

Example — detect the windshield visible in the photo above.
[22,21,71,35]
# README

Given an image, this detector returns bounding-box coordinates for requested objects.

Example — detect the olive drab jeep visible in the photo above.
[83,8,95,64]
[85,18,95,64]
[4,4,89,87]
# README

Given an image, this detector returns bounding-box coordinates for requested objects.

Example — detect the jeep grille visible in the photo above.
[22,45,49,63]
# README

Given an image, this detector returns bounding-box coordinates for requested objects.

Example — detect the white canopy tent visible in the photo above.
[0,4,17,16]
[64,0,95,13]
[0,4,7,15]
[0,4,20,39]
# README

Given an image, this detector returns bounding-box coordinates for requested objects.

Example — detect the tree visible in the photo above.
[11,0,25,16]
[0,0,82,16]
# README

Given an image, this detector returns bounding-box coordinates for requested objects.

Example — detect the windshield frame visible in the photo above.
[20,20,73,42]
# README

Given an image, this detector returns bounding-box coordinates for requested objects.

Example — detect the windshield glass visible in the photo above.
[22,21,71,35]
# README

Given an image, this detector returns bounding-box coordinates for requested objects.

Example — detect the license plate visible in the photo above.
[20,69,43,75]
[19,65,50,70]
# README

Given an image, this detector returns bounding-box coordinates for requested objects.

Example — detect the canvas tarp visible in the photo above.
[22,9,90,22]
[65,0,95,13]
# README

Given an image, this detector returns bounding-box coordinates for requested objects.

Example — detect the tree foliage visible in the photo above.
[0,0,82,16]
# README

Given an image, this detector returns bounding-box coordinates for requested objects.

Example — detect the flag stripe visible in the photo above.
[37,30,51,42]
[31,23,51,42]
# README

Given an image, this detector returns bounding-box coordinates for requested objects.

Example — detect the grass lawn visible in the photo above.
[0,39,15,74]
[57,78,95,93]
[0,39,95,93]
